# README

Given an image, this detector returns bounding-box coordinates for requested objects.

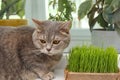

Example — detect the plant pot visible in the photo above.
[0,19,28,27]
[65,69,120,80]
[91,30,120,53]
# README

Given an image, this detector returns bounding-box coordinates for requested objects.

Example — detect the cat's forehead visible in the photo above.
[42,21,63,29]
[43,20,62,25]
[36,21,61,39]
[35,20,70,39]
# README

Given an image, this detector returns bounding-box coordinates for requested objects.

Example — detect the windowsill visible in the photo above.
[53,69,65,80]
[36,69,65,80]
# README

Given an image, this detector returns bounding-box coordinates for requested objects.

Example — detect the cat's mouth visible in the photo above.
[43,52,54,56]
[35,49,63,56]
[34,51,54,56]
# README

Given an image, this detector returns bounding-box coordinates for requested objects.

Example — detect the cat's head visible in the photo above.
[32,19,71,56]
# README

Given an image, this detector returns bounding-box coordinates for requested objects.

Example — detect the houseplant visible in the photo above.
[78,0,120,31]
[65,45,120,80]
[48,0,76,21]
[0,0,27,26]
[78,0,120,52]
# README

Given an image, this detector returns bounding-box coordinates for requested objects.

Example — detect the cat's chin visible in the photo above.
[42,52,62,56]
[40,49,63,56]
[43,53,56,56]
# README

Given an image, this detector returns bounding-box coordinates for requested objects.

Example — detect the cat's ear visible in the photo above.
[32,19,43,32]
[60,21,71,35]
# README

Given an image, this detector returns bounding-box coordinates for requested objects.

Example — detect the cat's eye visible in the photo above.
[40,39,46,44]
[53,40,60,44]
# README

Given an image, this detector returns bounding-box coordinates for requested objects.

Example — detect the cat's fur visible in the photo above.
[0,19,71,80]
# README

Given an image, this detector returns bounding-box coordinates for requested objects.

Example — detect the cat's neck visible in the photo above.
[51,53,63,61]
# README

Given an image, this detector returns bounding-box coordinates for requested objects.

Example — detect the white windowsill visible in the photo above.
[36,69,65,80]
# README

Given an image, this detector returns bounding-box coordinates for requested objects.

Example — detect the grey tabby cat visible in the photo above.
[0,19,71,80]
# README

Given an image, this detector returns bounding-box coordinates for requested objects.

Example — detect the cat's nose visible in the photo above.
[46,48,51,51]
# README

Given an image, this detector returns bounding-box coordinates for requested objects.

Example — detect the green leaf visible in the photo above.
[97,13,108,29]
[58,0,66,12]
[49,0,75,21]
[16,0,25,18]
[104,0,120,13]
[0,0,25,19]
[78,0,93,19]
[87,6,98,31]
[49,0,57,9]
[49,1,53,6]
[104,0,113,6]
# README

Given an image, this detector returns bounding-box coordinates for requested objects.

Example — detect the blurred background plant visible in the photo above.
[0,0,25,19]
[78,0,120,31]
[48,0,76,21]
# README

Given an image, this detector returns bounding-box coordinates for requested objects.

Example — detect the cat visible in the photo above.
[0,19,71,80]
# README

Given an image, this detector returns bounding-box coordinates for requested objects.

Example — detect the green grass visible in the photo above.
[67,45,118,73]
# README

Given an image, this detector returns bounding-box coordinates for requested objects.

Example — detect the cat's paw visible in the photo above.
[41,72,54,80]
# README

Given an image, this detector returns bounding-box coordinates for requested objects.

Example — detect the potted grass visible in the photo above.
[0,0,27,27]
[78,0,120,52]
[65,45,120,80]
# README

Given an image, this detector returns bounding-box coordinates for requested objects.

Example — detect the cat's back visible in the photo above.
[0,26,34,35]
[0,26,17,42]
[0,26,35,48]
[0,26,15,35]
[0,26,34,37]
